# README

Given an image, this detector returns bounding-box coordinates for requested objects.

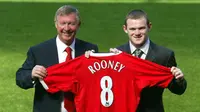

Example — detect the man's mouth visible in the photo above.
[63,31,73,36]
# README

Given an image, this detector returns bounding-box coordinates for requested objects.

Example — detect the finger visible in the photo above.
[38,68,47,75]
[35,66,47,74]
[109,48,117,53]
[84,51,88,58]
[32,72,44,79]
[109,48,114,53]
[91,49,95,52]
[170,66,176,72]
[33,73,44,79]
[175,74,184,80]
[36,70,47,77]
[174,72,179,77]
[109,48,119,53]
[171,67,180,75]
[113,48,121,53]
[174,68,182,75]
[38,66,47,73]
[85,51,90,58]
[40,70,47,75]
[32,65,46,79]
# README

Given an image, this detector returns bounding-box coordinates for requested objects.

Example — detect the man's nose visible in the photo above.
[135,29,140,35]
[64,24,70,30]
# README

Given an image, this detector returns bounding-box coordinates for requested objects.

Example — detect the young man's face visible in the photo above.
[55,13,80,45]
[123,17,151,48]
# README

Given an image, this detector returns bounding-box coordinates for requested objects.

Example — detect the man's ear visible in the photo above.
[78,21,81,26]
[123,25,128,33]
[55,22,57,28]
[148,22,152,29]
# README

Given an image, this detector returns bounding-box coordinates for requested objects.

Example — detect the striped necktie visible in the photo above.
[133,49,143,58]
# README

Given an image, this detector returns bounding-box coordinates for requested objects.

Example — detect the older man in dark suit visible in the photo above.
[16,5,98,112]
[111,9,186,112]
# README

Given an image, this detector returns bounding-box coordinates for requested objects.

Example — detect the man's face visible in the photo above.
[55,13,80,45]
[123,17,151,48]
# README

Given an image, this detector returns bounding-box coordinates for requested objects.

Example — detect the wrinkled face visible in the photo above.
[55,13,80,45]
[123,17,151,48]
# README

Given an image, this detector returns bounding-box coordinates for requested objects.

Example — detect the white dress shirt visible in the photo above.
[129,38,150,60]
[56,36,75,112]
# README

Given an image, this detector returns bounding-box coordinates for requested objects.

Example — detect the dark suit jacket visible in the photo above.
[16,37,98,112]
[117,41,187,112]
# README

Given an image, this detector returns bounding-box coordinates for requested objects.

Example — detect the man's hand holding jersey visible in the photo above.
[32,65,47,80]
[85,50,95,58]
[170,66,185,85]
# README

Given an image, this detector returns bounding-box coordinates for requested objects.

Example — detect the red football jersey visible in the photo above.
[40,52,174,112]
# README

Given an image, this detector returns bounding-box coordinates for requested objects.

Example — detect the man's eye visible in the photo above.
[139,27,145,30]
[129,28,136,30]
[61,23,66,25]
[70,22,76,25]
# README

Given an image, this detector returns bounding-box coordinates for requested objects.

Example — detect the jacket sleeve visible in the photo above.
[94,45,99,53]
[16,47,35,89]
[167,52,187,95]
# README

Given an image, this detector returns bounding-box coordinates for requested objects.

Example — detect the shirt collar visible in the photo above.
[129,38,150,55]
[56,35,75,53]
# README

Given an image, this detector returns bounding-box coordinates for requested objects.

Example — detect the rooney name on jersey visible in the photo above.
[88,60,125,74]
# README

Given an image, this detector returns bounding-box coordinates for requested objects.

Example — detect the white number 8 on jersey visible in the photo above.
[100,76,114,107]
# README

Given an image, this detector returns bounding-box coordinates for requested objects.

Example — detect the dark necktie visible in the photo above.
[65,47,72,61]
[64,47,76,112]
[134,49,143,58]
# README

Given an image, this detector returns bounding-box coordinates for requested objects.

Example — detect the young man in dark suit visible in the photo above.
[16,5,98,112]
[110,9,187,112]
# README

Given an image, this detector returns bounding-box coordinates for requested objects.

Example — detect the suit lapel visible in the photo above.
[145,41,156,62]
[48,38,59,65]
[74,38,84,57]
[122,42,132,54]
